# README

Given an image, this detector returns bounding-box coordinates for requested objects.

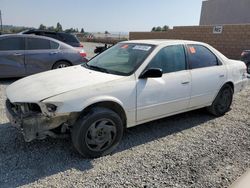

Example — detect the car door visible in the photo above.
[25,37,60,75]
[0,36,25,78]
[136,45,191,122]
[186,44,227,108]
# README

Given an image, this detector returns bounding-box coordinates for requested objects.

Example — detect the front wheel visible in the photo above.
[207,84,233,117]
[71,107,124,158]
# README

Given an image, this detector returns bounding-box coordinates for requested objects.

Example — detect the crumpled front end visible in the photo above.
[5,99,77,142]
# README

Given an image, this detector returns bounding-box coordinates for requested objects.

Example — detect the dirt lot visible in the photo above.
[0,43,249,187]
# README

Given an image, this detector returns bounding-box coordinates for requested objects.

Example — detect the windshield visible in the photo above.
[84,43,155,76]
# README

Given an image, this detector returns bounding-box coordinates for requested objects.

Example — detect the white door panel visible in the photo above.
[189,66,227,107]
[137,71,191,122]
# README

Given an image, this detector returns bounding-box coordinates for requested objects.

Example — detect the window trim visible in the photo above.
[144,44,188,75]
[185,44,222,70]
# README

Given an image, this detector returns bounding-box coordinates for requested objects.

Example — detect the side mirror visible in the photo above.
[139,68,163,79]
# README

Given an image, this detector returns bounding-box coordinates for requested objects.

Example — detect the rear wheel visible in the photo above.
[207,84,233,117]
[52,61,71,69]
[71,107,124,158]
[247,63,250,74]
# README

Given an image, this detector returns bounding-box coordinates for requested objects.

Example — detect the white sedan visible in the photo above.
[5,40,248,158]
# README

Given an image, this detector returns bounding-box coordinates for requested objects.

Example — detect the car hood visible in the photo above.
[6,65,124,103]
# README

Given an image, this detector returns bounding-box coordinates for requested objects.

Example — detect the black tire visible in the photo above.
[247,63,250,74]
[207,84,233,117]
[52,61,71,69]
[71,107,124,158]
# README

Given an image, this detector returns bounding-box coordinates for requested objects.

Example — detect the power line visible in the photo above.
[0,10,2,31]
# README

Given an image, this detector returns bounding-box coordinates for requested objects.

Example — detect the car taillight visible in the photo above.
[241,52,246,57]
[79,51,87,57]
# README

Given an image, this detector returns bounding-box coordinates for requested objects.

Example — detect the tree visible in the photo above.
[151,27,156,32]
[104,31,110,35]
[162,25,169,31]
[47,26,55,31]
[56,22,63,32]
[80,28,85,33]
[39,24,46,30]
[155,26,162,32]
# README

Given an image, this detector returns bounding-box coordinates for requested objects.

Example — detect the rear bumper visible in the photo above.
[5,100,69,142]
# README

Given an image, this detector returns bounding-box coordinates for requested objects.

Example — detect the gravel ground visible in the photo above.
[0,43,249,187]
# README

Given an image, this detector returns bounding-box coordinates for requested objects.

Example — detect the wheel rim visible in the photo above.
[57,64,68,69]
[216,89,232,112]
[85,119,117,152]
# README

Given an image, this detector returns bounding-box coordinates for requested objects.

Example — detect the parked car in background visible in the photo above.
[21,29,87,57]
[94,44,113,54]
[5,40,248,158]
[0,34,87,78]
[241,50,250,74]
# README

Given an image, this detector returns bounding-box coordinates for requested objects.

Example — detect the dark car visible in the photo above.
[241,50,250,74]
[0,34,88,78]
[21,30,87,57]
[21,30,82,47]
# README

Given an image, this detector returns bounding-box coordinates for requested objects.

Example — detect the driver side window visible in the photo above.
[147,45,186,74]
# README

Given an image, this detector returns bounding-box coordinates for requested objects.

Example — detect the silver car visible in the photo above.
[0,34,88,78]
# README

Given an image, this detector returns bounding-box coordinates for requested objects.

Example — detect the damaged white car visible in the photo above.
[6,40,248,158]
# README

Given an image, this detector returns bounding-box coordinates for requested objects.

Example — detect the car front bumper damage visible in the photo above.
[5,99,75,142]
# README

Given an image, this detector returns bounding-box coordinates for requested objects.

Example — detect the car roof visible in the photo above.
[123,39,205,46]
[21,29,74,35]
[0,34,74,48]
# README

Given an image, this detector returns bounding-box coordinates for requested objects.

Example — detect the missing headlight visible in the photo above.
[46,104,57,112]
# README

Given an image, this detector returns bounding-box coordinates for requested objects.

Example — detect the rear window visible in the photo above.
[187,44,219,69]
[0,37,25,51]
[50,41,59,49]
[59,33,79,43]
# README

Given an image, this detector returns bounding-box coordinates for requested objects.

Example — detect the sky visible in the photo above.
[1,0,204,33]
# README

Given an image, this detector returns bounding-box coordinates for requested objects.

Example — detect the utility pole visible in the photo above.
[0,10,2,32]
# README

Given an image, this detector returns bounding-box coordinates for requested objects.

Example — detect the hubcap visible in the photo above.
[85,119,117,152]
[57,64,68,69]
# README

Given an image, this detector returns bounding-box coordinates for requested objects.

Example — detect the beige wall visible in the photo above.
[129,24,250,59]
[200,0,250,25]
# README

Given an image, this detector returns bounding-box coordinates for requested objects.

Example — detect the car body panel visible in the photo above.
[136,70,191,122]
[6,65,125,103]
[0,50,26,77]
[189,66,227,108]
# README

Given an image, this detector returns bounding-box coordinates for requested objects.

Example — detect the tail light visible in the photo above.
[241,51,246,57]
[79,51,87,57]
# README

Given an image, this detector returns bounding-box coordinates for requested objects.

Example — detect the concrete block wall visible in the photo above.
[129,25,250,59]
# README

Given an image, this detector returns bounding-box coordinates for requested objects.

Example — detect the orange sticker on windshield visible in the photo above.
[189,46,196,54]
[121,44,129,49]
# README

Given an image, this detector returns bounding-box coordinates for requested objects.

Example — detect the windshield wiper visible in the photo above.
[83,63,110,73]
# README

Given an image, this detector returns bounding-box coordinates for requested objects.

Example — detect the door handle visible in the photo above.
[219,75,225,78]
[13,53,22,56]
[181,81,190,85]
